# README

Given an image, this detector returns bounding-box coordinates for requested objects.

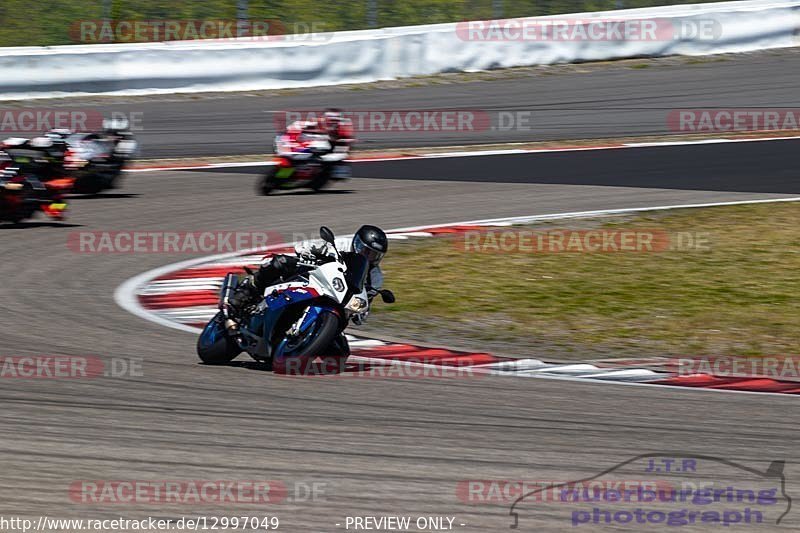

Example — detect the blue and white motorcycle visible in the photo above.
[197,226,394,374]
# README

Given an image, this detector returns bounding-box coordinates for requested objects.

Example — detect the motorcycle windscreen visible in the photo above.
[343,253,369,293]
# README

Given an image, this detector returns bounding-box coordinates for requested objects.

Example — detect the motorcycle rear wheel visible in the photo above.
[257,169,278,195]
[197,312,242,364]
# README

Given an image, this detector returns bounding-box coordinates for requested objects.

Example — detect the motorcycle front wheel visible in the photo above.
[316,333,351,375]
[309,167,331,192]
[272,309,340,375]
[75,178,102,195]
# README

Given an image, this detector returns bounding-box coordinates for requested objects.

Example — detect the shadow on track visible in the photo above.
[70,193,141,200]
[353,139,800,194]
[0,221,83,229]
[266,189,355,196]
[175,139,800,194]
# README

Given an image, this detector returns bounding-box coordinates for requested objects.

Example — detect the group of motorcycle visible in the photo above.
[207,113,380,374]
[246,112,399,374]
[0,120,137,224]
[0,110,386,374]
[0,113,353,223]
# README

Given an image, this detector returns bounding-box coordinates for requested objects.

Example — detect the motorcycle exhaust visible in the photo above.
[219,273,239,312]
[219,273,242,337]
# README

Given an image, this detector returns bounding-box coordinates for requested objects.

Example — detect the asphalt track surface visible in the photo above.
[208,139,800,195]
[2,139,800,531]
[25,47,800,158]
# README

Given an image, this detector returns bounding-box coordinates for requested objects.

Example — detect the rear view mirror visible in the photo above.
[320,226,335,244]
[380,289,396,304]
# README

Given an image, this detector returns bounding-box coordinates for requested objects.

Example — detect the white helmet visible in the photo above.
[103,117,129,133]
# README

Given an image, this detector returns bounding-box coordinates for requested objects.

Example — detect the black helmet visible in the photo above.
[353,225,388,266]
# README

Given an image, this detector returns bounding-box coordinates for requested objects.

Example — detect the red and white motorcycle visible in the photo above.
[257,135,350,195]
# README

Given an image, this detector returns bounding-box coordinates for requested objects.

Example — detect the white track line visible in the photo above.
[127,161,274,173]
[126,134,800,172]
[386,196,800,233]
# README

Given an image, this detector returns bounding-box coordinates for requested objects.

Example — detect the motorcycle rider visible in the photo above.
[0,118,136,178]
[0,166,68,221]
[0,135,66,180]
[319,108,355,151]
[230,225,388,323]
[276,108,354,156]
[274,109,354,180]
[100,118,138,157]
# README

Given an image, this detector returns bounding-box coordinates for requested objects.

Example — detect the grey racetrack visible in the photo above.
[15,48,800,158]
[2,50,800,531]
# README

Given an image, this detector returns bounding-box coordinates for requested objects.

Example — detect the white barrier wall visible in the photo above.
[1,0,798,99]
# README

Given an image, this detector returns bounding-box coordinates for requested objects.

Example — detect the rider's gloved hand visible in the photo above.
[299,243,328,262]
[298,246,318,261]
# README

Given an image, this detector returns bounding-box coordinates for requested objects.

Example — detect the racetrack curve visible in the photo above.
[2,138,800,531]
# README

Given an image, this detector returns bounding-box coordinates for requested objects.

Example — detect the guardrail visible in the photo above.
[1,0,798,99]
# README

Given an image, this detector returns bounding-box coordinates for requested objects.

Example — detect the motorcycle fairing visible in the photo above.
[249,286,323,359]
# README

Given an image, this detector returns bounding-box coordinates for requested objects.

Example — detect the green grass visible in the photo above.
[0,0,730,47]
[372,202,800,358]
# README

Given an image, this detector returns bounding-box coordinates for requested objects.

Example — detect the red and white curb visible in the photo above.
[125,133,800,173]
[116,199,800,394]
